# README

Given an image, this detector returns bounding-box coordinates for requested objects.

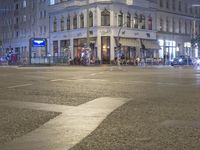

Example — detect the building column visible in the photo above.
[96,35,101,61]
[110,35,115,61]
[70,38,74,59]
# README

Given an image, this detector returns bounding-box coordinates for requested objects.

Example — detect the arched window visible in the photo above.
[101,9,110,26]
[73,14,77,29]
[60,16,64,31]
[127,12,131,28]
[139,14,145,29]
[89,11,93,27]
[53,17,57,32]
[148,15,152,30]
[118,11,123,27]
[133,13,138,28]
[80,13,84,28]
[67,15,70,30]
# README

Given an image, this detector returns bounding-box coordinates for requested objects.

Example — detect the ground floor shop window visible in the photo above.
[74,38,97,64]
[53,41,58,56]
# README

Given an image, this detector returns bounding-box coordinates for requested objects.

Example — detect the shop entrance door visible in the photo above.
[101,36,110,64]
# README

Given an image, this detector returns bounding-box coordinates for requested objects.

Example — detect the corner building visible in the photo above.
[49,0,159,64]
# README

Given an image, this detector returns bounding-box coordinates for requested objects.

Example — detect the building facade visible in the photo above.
[156,0,200,64]
[0,0,50,63]
[49,0,159,64]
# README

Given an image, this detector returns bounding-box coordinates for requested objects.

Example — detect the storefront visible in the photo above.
[158,39,177,64]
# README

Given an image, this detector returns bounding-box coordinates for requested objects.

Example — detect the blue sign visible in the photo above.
[32,39,46,47]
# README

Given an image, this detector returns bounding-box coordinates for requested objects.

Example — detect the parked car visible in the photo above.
[192,57,200,66]
[171,55,193,66]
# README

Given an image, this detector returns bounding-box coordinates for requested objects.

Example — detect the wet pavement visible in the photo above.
[0,65,200,150]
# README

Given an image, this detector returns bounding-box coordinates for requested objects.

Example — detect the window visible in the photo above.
[23,0,26,8]
[67,16,70,30]
[179,19,181,33]
[44,26,46,34]
[118,11,123,27]
[89,11,93,27]
[172,0,176,10]
[40,26,42,34]
[73,14,77,29]
[178,1,182,12]
[53,17,57,32]
[160,18,163,31]
[15,3,19,10]
[172,18,175,33]
[101,9,110,26]
[166,17,169,32]
[160,0,163,8]
[139,14,145,29]
[80,14,84,28]
[190,7,193,14]
[185,3,188,13]
[166,1,169,9]
[148,15,152,30]
[133,13,138,28]
[61,16,64,31]
[23,15,26,22]
[185,20,187,34]
[50,0,55,5]
[127,12,131,28]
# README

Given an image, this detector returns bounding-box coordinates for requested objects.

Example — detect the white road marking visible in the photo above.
[90,73,97,76]
[50,79,65,82]
[1,97,130,150]
[7,84,32,89]
[112,81,179,86]
[0,100,74,112]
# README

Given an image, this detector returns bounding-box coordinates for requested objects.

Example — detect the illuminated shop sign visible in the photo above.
[32,38,47,47]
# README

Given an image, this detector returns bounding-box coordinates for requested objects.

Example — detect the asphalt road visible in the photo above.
[0,65,200,150]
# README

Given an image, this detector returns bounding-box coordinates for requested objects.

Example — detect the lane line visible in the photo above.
[7,84,32,89]
[50,79,65,82]
[0,100,75,112]
[1,97,130,150]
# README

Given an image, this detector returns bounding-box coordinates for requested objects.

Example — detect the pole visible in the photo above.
[86,0,90,48]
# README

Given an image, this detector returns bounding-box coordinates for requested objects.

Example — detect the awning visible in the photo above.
[142,39,161,50]
[119,38,140,48]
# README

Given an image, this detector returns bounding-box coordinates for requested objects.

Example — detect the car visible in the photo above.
[171,55,193,66]
[192,57,200,66]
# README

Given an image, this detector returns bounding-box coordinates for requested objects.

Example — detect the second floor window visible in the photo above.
[148,15,152,30]
[118,11,123,27]
[80,14,84,28]
[89,11,93,27]
[53,17,57,32]
[160,18,163,31]
[133,13,138,28]
[61,17,64,31]
[127,13,131,28]
[101,9,110,26]
[67,16,70,30]
[73,15,77,29]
